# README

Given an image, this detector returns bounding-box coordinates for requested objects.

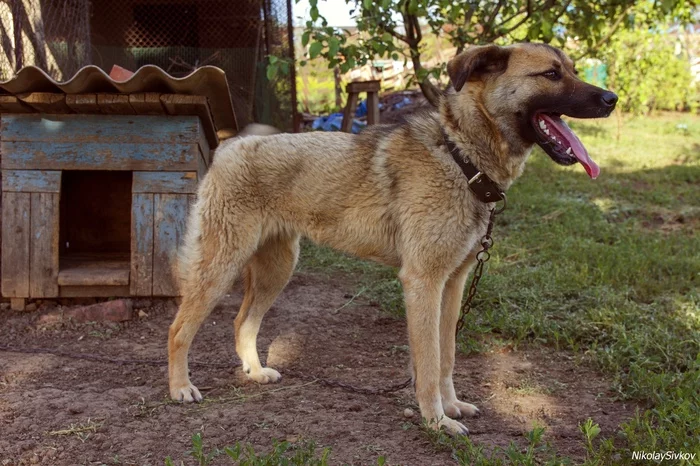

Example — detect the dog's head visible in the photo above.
[447,43,617,179]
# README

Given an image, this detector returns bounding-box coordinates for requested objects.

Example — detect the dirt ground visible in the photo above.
[0,271,634,465]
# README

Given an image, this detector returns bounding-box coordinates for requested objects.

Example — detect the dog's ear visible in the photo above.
[447,45,511,92]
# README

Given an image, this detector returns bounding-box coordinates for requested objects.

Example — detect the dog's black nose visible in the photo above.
[601,91,618,107]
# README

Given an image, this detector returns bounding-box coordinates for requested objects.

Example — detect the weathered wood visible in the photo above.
[129,93,166,115]
[1,192,30,298]
[2,170,61,193]
[347,80,381,93]
[16,92,73,113]
[197,119,212,166]
[59,285,130,298]
[153,194,188,296]
[0,95,33,113]
[367,91,380,125]
[130,193,154,296]
[98,94,135,114]
[65,94,100,113]
[1,114,202,145]
[341,92,359,133]
[58,258,130,286]
[132,172,198,194]
[10,298,26,311]
[197,147,208,181]
[29,193,59,297]
[160,94,218,149]
[2,141,199,171]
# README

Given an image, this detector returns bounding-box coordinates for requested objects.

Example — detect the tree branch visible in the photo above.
[575,4,633,59]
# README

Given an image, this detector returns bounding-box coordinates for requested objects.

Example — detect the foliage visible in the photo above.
[298,112,700,461]
[295,0,694,104]
[600,26,698,115]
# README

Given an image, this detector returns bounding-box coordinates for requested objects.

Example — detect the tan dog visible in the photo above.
[168,43,617,435]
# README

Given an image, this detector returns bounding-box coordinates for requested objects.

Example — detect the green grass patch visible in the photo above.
[298,112,700,463]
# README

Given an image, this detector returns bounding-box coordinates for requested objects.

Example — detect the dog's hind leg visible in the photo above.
[439,255,480,419]
[234,233,300,384]
[168,219,261,403]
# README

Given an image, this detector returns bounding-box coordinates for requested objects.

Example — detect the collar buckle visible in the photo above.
[467,172,483,185]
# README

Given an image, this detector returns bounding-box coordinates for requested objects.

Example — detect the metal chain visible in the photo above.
[286,369,412,396]
[1,200,506,395]
[455,195,506,337]
[0,345,411,396]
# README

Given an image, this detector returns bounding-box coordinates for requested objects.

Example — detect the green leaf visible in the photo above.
[310,6,319,21]
[328,37,340,57]
[301,31,310,47]
[381,32,393,42]
[268,55,278,64]
[266,63,277,80]
[309,41,323,59]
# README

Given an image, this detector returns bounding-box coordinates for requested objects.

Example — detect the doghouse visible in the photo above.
[0,65,237,311]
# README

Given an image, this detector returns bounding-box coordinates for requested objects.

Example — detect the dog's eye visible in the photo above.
[541,70,561,81]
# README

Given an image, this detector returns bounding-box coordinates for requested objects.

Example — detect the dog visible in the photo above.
[167,43,617,436]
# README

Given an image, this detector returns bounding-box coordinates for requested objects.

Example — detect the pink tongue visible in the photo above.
[541,114,600,179]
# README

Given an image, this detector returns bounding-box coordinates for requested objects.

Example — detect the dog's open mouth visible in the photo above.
[533,113,600,179]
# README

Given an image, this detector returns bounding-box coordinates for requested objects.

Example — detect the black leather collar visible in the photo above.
[442,129,505,203]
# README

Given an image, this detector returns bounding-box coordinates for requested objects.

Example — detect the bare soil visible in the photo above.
[0,272,634,465]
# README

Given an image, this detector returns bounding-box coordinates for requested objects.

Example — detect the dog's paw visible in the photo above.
[432,417,469,436]
[170,382,202,403]
[247,367,281,384]
[443,400,480,419]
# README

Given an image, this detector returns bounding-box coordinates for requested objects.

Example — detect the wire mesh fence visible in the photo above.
[0,0,296,130]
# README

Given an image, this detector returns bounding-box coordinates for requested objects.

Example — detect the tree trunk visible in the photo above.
[418,79,442,107]
[410,51,441,107]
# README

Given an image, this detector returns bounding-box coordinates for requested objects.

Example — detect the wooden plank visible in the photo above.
[347,80,381,93]
[129,93,165,115]
[367,91,380,126]
[341,92,359,133]
[10,298,26,311]
[1,192,30,298]
[3,170,61,193]
[16,92,72,113]
[160,94,218,149]
[197,146,208,181]
[29,193,59,297]
[132,172,198,194]
[65,94,100,113]
[153,194,188,296]
[2,141,199,171]
[0,95,33,113]
[59,285,130,298]
[58,260,130,286]
[1,114,201,144]
[97,94,135,114]
[197,119,211,166]
[130,194,154,296]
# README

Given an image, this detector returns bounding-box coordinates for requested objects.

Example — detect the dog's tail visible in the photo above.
[171,196,203,294]
[236,123,281,138]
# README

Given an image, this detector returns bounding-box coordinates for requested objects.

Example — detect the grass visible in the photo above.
[297,112,700,463]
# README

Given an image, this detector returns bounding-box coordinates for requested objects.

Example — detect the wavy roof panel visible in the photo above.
[0,65,237,138]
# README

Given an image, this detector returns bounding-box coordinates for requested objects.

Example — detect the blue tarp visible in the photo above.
[311,112,366,134]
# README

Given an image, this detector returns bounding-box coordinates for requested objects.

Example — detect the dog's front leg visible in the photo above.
[439,256,480,419]
[400,268,469,436]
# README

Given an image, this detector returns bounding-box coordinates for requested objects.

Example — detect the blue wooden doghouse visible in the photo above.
[0,65,237,310]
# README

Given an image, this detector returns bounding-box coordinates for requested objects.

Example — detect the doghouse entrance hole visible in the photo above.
[58,171,132,286]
